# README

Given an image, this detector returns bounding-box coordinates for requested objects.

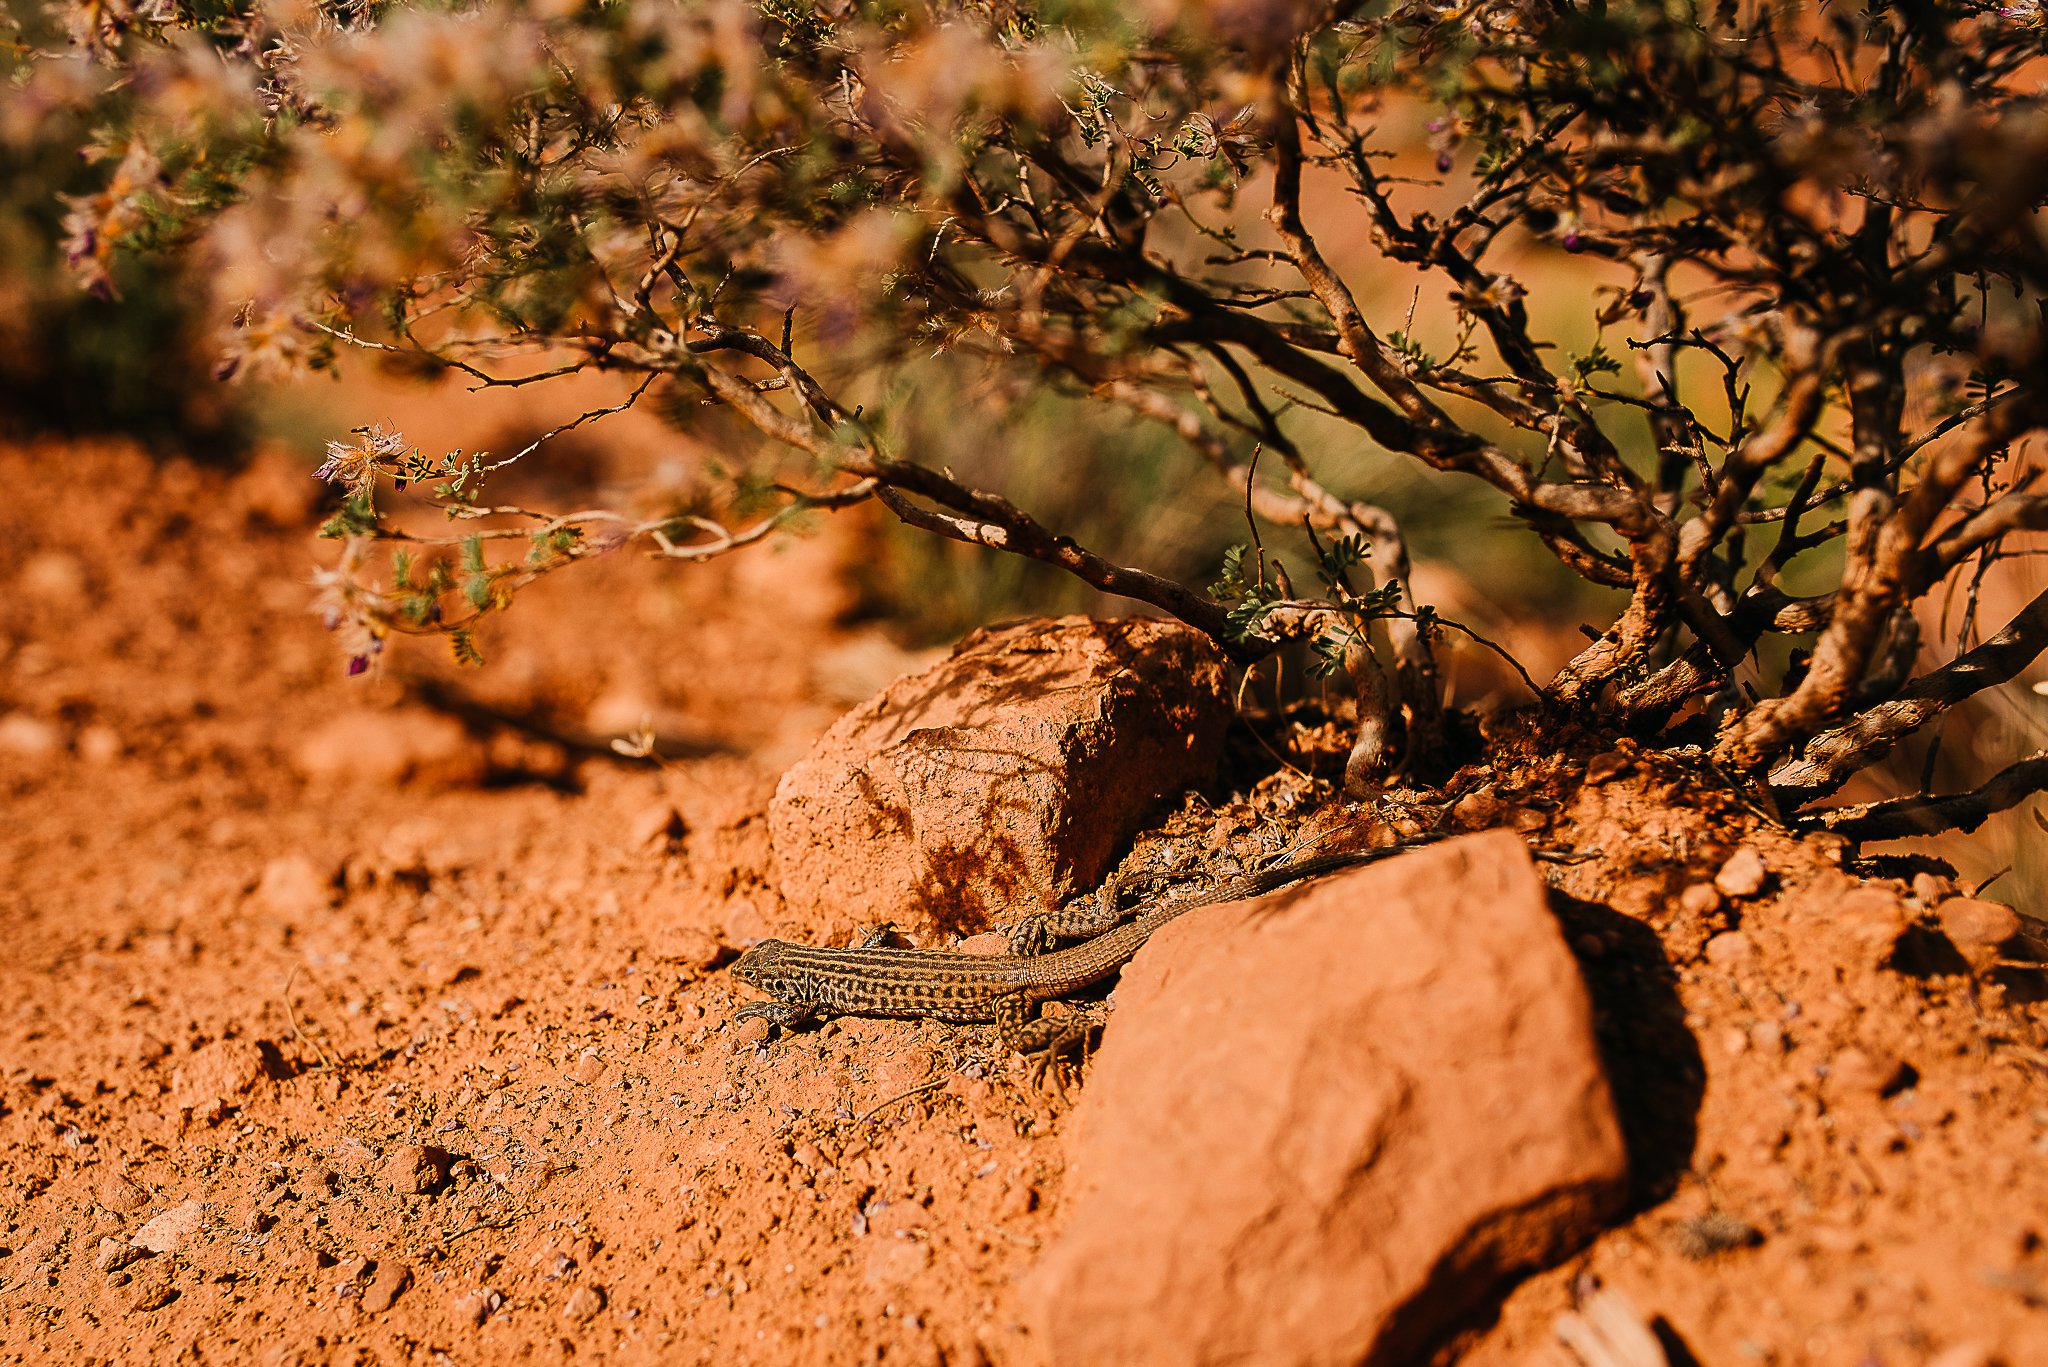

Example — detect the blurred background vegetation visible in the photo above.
[2,0,2040,902]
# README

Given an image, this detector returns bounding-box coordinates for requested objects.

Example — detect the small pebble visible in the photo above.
[1911,871,1956,904]
[630,803,688,849]
[0,713,59,757]
[1583,750,1632,784]
[132,1201,204,1254]
[455,1286,503,1326]
[381,1144,452,1197]
[572,1051,606,1086]
[563,1284,607,1321]
[97,1178,150,1215]
[955,933,1008,957]
[660,927,724,971]
[96,1239,144,1273]
[1704,931,1753,967]
[1714,848,1768,899]
[1937,897,2021,971]
[1830,1048,1915,1098]
[77,725,122,763]
[361,1261,411,1313]
[1678,883,1722,917]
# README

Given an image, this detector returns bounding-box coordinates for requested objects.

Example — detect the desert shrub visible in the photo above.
[21,0,2048,836]
[0,1,252,449]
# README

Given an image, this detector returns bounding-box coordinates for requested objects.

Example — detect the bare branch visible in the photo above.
[1800,753,2048,839]
[1769,586,2048,800]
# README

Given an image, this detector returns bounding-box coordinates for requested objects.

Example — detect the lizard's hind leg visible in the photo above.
[993,994,1102,1090]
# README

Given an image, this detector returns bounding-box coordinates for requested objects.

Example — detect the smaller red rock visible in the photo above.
[381,1144,452,1196]
[1679,883,1723,917]
[1911,871,1956,904]
[1937,897,2021,970]
[563,1285,607,1321]
[255,855,335,917]
[98,1177,150,1215]
[1830,1048,1914,1098]
[361,1261,411,1313]
[1839,888,1911,968]
[1714,848,1768,899]
[455,1286,503,1325]
[655,926,724,971]
[1583,750,1632,783]
[96,1238,144,1273]
[1703,931,1753,967]
[132,1200,204,1254]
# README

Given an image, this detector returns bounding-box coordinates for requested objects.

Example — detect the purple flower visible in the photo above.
[1562,231,1584,253]
[1436,152,1454,173]
[346,654,370,677]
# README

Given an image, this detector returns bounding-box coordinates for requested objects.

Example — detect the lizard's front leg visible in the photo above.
[734,999,819,1033]
[1007,875,1126,955]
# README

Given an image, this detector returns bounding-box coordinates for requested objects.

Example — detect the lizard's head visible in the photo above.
[729,939,798,994]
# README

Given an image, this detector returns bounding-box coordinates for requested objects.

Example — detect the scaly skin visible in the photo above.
[730,846,1411,1053]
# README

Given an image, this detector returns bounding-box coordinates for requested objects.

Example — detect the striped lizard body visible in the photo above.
[730,845,1407,1054]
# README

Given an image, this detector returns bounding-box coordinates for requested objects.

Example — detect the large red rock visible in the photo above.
[1026,831,1626,1367]
[768,617,1231,936]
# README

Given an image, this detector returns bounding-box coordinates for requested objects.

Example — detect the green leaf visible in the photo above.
[317,495,378,540]
[1569,343,1622,385]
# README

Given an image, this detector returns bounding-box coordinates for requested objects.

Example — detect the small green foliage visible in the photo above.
[1386,331,1438,370]
[1569,343,1623,387]
[318,495,379,540]
[450,628,484,667]
[1071,74,1117,150]
[1211,542,1287,645]
[1316,533,1370,589]
[430,452,489,507]
[527,525,581,566]
[1308,621,1366,679]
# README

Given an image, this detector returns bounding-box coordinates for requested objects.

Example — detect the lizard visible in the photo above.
[729,843,1416,1057]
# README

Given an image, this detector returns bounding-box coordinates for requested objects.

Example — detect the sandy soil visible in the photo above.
[3,438,2046,1365]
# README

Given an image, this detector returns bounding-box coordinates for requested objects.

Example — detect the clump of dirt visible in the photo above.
[3,438,2045,1365]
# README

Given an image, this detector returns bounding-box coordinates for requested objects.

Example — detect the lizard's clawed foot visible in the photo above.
[733,1000,815,1034]
[1006,1006,1102,1094]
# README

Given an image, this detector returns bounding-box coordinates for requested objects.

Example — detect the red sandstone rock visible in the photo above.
[769,617,1231,934]
[1025,831,1626,1367]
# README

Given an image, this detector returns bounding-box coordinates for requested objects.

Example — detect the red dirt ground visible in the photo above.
[3,438,2046,1365]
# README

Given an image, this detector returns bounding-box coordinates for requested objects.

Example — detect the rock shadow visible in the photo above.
[1547,889,1706,1210]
